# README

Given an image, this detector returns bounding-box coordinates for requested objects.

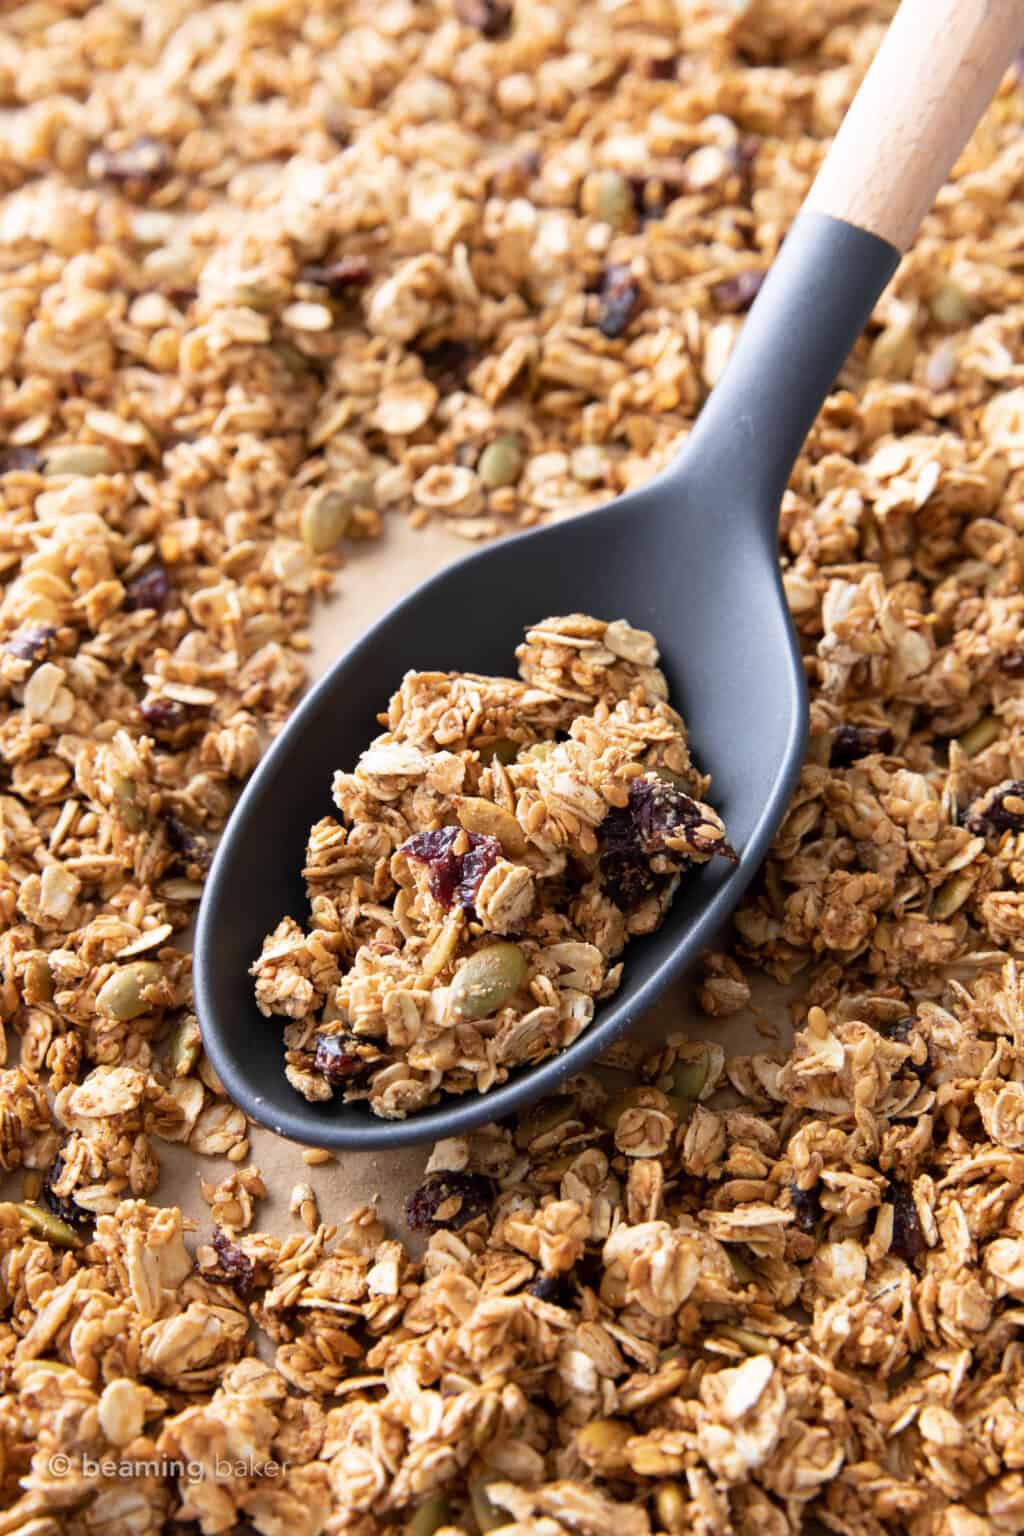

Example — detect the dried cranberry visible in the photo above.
[628,167,688,223]
[139,695,188,733]
[43,1155,93,1234]
[313,1032,370,1086]
[0,447,42,475]
[874,1017,931,1081]
[4,625,56,662]
[965,781,1024,836]
[527,1271,573,1306]
[124,565,172,613]
[789,1182,822,1234]
[401,826,500,913]
[489,149,541,197]
[416,339,478,392]
[830,724,895,768]
[875,1015,913,1044]
[731,136,760,201]
[211,1228,258,1297]
[596,265,641,340]
[300,257,373,294]
[404,1171,495,1232]
[166,815,212,872]
[600,777,732,908]
[643,56,677,80]
[88,137,172,195]
[712,270,767,314]
[887,1181,925,1263]
[455,0,513,36]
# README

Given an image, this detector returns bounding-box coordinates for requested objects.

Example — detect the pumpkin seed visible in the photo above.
[167,1012,201,1075]
[300,474,375,553]
[96,960,163,1021]
[930,279,972,328]
[716,1323,775,1355]
[112,772,145,832]
[932,871,974,921]
[450,943,528,1020]
[600,1085,672,1130]
[402,1492,450,1536]
[957,715,1001,758]
[581,170,633,230]
[476,737,518,766]
[478,434,523,489]
[469,1475,505,1533]
[667,1048,710,1100]
[17,1202,80,1248]
[514,1094,576,1149]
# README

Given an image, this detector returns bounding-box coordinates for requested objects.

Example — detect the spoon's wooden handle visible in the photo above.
[806,0,1024,252]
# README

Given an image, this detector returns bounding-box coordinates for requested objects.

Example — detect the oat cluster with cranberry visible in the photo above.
[4,0,1024,1531]
[253,615,731,1116]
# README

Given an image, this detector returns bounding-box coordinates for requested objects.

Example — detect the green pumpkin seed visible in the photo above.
[450,943,528,1020]
[957,715,1001,758]
[514,1094,576,1149]
[930,279,971,328]
[667,1049,710,1100]
[716,1323,775,1355]
[932,871,974,921]
[469,1475,505,1533]
[167,1012,201,1075]
[478,434,523,489]
[112,772,145,832]
[600,1085,673,1130]
[17,1202,80,1248]
[582,170,633,230]
[96,960,163,1021]
[476,737,519,766]
[301,489,346,553]
[653,766,688,790]
[402,1492,449,1536]
[301,475,375,553]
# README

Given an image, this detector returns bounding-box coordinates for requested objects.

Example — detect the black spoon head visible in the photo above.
[195,468,807,1149]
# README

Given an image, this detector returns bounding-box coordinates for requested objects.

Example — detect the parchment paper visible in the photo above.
[163,519,793,1239]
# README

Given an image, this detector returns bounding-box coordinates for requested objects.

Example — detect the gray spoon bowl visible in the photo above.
[196,212,900,1149]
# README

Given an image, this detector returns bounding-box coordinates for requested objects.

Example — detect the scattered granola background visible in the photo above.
[4,0,1024,1532]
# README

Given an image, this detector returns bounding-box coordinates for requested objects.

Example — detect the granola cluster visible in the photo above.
[3,0,1024,1530]
[253,616,731,1115]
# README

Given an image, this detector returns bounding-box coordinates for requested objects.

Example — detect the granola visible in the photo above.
[253,616,731,1116]
[2,0,1024,1531]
